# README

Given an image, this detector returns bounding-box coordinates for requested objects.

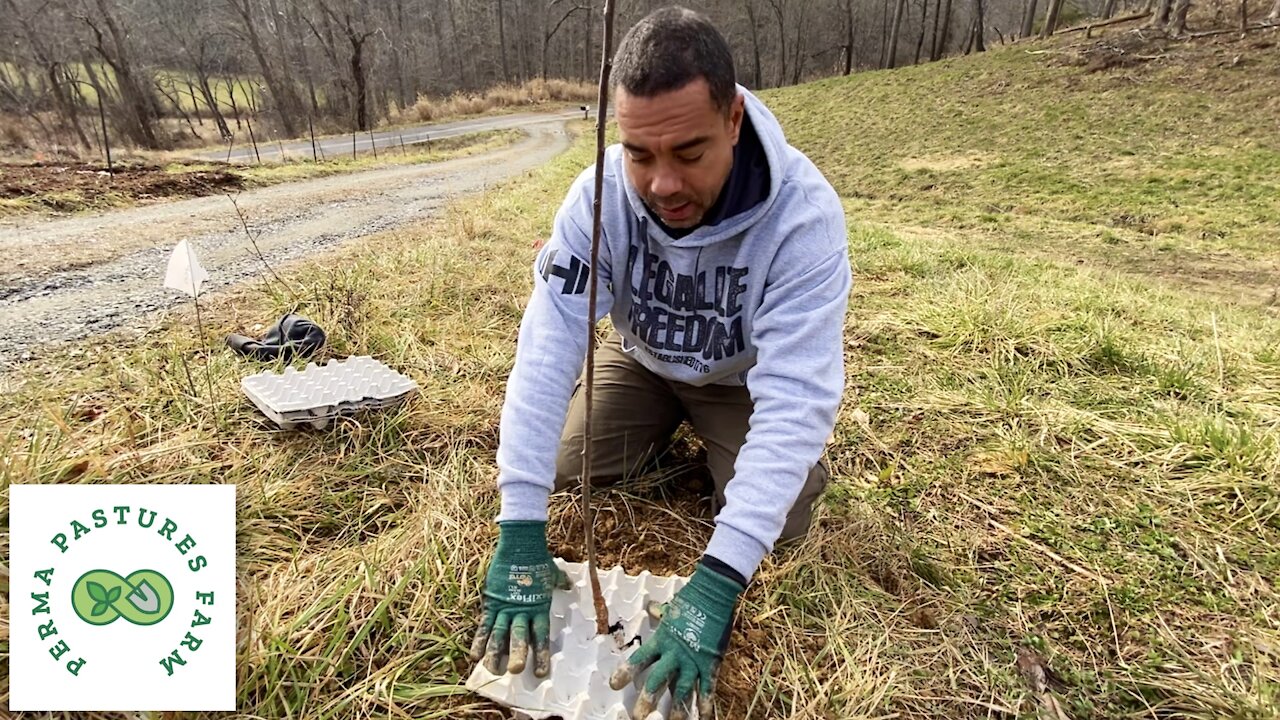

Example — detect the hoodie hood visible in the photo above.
[618,85,788,249]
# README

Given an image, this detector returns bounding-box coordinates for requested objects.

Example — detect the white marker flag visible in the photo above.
[163,239,209,297]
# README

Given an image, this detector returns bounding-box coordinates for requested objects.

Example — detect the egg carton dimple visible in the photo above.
[240,356,418,429]
[467,560,695,720]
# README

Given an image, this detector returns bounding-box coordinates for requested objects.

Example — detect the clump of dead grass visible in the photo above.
[393,78,597,124]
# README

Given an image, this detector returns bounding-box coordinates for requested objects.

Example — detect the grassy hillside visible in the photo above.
[771,35,1280,261]
[1,30,1277,719]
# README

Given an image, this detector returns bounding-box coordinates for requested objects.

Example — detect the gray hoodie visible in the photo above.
[496,87,851,580]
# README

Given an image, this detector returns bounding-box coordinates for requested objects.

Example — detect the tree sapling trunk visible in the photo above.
[582,0,617,638]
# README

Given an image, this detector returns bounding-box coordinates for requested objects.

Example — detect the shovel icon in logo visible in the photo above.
[73,569,175,626]
[126,579,162,614]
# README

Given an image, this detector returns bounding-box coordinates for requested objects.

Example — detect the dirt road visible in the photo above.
[0,119,570,365]
[204,107,585,163]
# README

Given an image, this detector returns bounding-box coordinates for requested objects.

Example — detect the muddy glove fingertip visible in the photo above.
[468,623,491,662]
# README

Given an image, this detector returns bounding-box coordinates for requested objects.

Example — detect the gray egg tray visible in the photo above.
[240,356,417,429]
[466,560,696,720]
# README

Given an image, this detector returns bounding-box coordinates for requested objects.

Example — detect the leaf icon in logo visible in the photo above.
[106,586,121,603]
[91,601,110,617]
[87,581,109,603]
[126,580,162,614]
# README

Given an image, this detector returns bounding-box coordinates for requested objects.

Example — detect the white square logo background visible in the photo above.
[9,484,236,711]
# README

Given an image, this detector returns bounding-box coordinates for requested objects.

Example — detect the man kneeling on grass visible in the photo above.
[471,6,851,717]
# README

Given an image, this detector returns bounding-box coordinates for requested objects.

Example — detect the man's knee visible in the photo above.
[554,437,584,492]
[778,460,829,543]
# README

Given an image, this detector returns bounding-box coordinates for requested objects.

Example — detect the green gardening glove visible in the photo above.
[609,562,745,720]
[469,521,571,677]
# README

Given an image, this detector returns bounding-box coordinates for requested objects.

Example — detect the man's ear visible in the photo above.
[727,93,745,145]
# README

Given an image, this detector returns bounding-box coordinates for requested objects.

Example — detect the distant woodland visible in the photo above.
[0,0,1245,152]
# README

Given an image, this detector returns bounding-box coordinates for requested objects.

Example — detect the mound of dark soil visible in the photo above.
[0,161,243,206]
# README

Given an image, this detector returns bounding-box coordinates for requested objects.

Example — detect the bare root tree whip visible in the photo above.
[227,193,298,302]
[582,0,617,638]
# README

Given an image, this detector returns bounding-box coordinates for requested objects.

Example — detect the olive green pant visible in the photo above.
[553,333,828,542]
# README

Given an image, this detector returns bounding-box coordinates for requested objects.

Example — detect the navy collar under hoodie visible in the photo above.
[496,85,853,582]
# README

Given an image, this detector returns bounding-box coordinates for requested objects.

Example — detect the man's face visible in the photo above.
[616,79,745,229]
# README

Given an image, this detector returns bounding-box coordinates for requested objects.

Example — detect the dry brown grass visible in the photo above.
[393,78,597,124]
[0,111,88,161]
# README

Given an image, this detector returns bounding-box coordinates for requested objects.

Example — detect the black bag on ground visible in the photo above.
[226,314,326,361]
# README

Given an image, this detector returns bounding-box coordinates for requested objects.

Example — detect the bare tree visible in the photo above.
[789,0,808,83]
[1169,0,1193,31]
[445,0,471,89]
[153,75,200,138]
[78,0,163,148]
[1133,0,1196,33]
[974,0,987,49]
[886,0,908,68]
[933,0,954,60]
[225,0,303,136]
[497,0,511,82]
[4,0,92,147]
[1021,0,1039,36]
[1040,0,1064,36]
[763,0,788,85]
[156,0,232,139]
[841,0,856,74]
[1147,0,1174,28]
[880,0,890,65]
[927,0,942,59]
[914,0,930,64]
[315,0,375,131]
[543,0,587,81]
[298,3,354,121]
[581,0,594,82]
[284,0,321,113]
[743,0,765,86]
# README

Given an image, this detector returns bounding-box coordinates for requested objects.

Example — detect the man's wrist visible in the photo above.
[700,554,748,589]
[705,522,769,581]
[496,481,552,522]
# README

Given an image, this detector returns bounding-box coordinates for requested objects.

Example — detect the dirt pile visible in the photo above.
[0,161,243,211]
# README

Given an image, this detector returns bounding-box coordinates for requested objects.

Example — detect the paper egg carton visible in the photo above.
[240,356,417,429]
[466,560,696,720]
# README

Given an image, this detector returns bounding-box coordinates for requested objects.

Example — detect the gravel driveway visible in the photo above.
[0,119,570,366]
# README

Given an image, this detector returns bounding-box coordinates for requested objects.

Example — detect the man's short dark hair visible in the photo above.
[612,6,737,113]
